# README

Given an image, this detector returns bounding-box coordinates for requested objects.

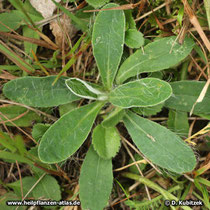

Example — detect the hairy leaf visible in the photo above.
[32,123,51,141]
[8,175,61,200]
[79,146,113,210]
[92,3,125,89]
[32,175,61,200]
[116,36,194,84]
[109,78,172,108]
[165,81,210,114]
[65,78,107,100]
[123,111,196,174]
[3,76,79,107]
[38,102,104,163]
[92,125,121,159]
[125,29,144,48]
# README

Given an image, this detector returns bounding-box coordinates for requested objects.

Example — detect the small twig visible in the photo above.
[114,158,147,172]
[184,174,194,182]
[22,173,46,200]
[0,31,58,50]
[120,135,162,174]
[0,109,29,124]
[121,139,151,201]
[135,1,172,21]
[15,161,24,200]
[84,1,142,13]
[0,99,57,121]
[0,112,38,145]
[182,0,210,51]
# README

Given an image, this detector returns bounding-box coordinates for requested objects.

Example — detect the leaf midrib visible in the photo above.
[124,112,193,171]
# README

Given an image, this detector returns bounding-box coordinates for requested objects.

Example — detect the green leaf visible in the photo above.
[65,78,107,100]
[29,146,47,176]
[0,192,25,210]
[123,173,192,210]
[0,10,23,32]
[92,124,121,159]
[8,177,34,198]
[125,10,136,30]
[59,102,78,116]
[109,78,172,108]
[0,151,33,165]
[123,111,196,174]
[102,107,125,128]
[14,135,27,156]
[167,110,189,137]
[86,0,110,8]
[132,103,163,116]
[177,6,184,26]
[165,81,210,114]
[0,105,41,127]
[0,40,35,73]
[125,29,144,49]
[3,76,79,107]
[116,36,194,84]
[8,175,61,200]
[32,123,51,141]
[32,175,61,200]
[0,131,17,153]
[23,25,39,58]
[128,154,147,173]
[8,0,43,26]
[92,3,125,89]
[79,146,113,210]
[38,102,104,163]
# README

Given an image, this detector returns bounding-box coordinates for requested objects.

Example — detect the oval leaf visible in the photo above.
[3,76,79,107]
[92,3,125,89]
[92,124,121,159]
[38,102,104,163]
[86,0,110,8]
[123,111,196,174]
[8,175,61,200]
[32,175,61,200]
[109,78,172,108]
[125,29,144,48]
[116,36,194,84]
[65,78,107,100]
[165,81,210,114]
[79,146,113,210]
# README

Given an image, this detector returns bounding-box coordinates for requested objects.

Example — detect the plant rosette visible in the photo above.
[3,3,200,210]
